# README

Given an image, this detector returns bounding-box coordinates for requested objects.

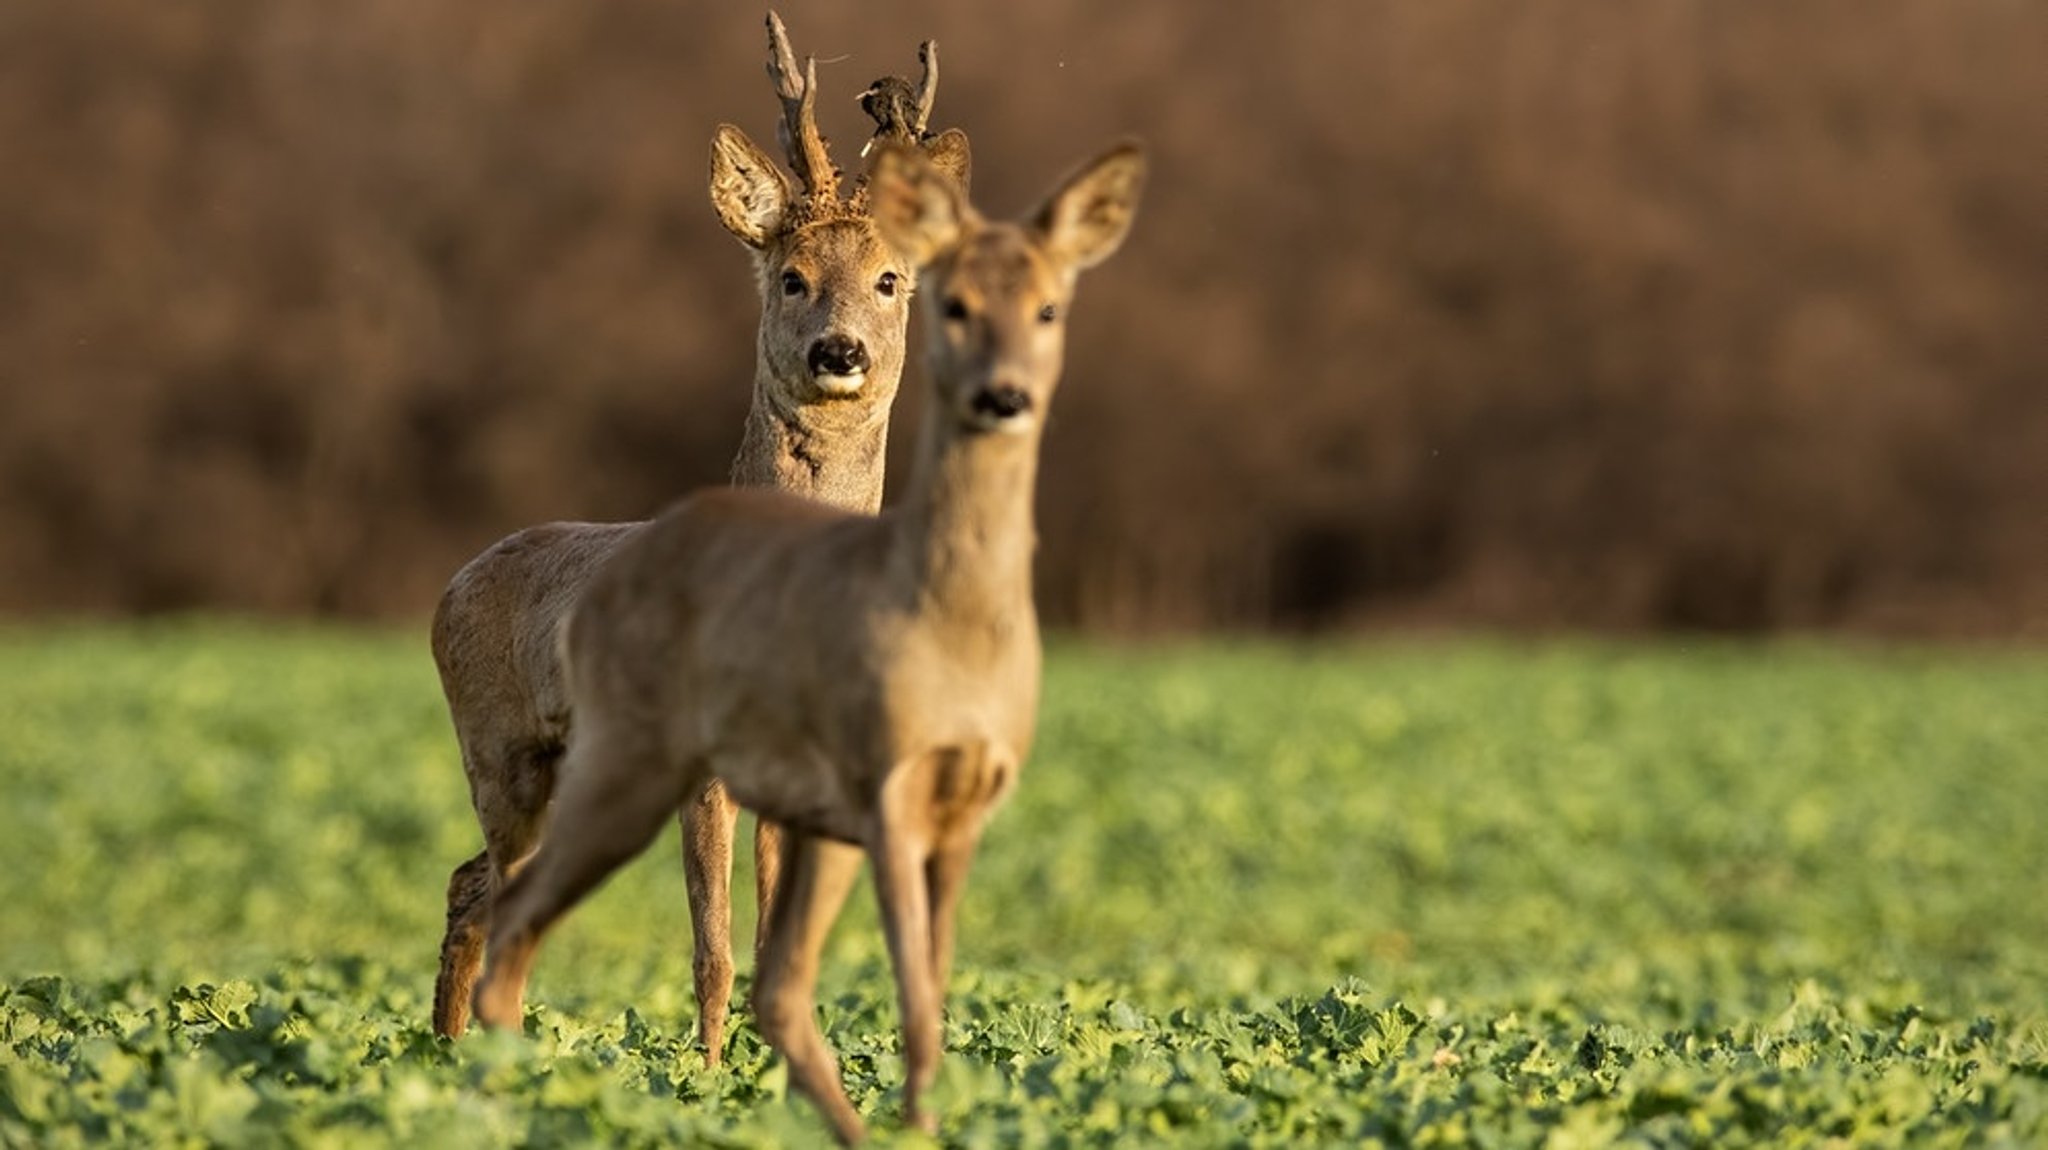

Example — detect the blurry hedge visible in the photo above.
[3,1,2043,635]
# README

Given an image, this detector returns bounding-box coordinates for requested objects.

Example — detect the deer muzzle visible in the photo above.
[966,384,1034,433]
[808,335,871,394]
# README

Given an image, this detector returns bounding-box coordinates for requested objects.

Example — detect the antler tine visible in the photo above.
[765,10,838,202]
[856,39,941,160]
[912,40,938,138]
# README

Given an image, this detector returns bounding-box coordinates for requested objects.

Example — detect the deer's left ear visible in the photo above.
[1031,141,1146,272]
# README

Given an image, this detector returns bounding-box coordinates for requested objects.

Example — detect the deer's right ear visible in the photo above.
[709,124,793,248]
[921,128,973,193]
[868,146,969,266]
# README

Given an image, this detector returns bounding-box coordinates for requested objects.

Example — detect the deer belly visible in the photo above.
[714,747,869,845]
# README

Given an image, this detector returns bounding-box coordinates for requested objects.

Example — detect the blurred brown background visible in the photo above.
[3,1,2043,636]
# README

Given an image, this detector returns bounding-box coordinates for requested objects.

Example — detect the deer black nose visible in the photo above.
[970,385,1033,420]
[809,335,870,377]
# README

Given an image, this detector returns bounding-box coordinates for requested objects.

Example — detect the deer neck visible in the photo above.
[893,413,1040,636]
[728,363,892,513]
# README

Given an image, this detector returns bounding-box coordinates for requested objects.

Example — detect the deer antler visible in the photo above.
[913,39,939,139]
[852,38,970,202]
[766,10,839,203]
[858,39,939,156]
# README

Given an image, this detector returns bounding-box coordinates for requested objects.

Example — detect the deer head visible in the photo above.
[708,13,972,414]
[869,140,1145,437]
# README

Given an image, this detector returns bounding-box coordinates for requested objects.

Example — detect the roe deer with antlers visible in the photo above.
[429,13,970,1051]
[471,140,1146,1143]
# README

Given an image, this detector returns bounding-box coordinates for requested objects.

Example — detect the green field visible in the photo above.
[3,622,2046,1146]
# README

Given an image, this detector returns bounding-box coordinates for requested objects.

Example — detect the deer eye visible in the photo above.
[1037,303,1059,325]
[877,271,899,297]
[942,297,970,323]
[780,270,807,297]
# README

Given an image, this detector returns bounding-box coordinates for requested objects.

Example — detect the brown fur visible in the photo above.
[471,141,1146,1143]
[428,16,971,1055]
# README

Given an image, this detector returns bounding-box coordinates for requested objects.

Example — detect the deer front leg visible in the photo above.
[752,816,784,965]
[924,831,980,1000]
[753,830,865,1144]
[872,819,942,1135]
[680,782,741,1063]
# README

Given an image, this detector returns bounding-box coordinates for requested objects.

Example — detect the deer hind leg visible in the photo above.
[433,849,492,1036]
[680,781,741,1063]
[473,729,685,1032]
[753,830,865,1146]
[434,738,557,1037]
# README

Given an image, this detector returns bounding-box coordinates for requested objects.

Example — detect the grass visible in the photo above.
[3,620,2046,1145]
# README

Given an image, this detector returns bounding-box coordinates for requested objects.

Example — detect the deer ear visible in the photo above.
[1031,141,1146,272]
[868,145,969,266]
[709,124,793,248]
[920,128,973,193]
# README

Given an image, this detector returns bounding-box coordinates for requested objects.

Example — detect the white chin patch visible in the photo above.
[814,371,866,396]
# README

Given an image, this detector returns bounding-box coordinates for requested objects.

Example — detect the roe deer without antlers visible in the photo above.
[429,12,970,1051]
[472,140,1146,1143]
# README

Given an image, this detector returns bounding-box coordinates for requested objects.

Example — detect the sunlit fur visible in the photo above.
[470,139,1144,1144]
[427,24,969,1064]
